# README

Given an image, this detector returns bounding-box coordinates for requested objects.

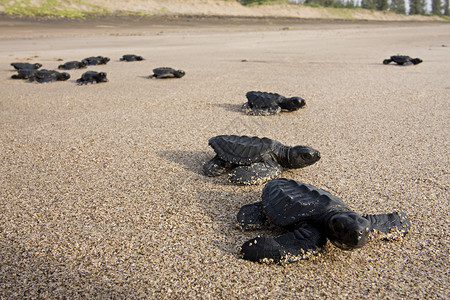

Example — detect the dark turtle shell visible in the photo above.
[58,61,87,70]
[152,67,185,78]
[121,54,144,61]
[82,56,110,65]
[246,91,285,108]
[11,62,42,70]
[209,135,274,165]
[76,71,108,84]
[390,55,412,64]
[261,178,350,228]
[30,70,70,83]
[11,68,38,79]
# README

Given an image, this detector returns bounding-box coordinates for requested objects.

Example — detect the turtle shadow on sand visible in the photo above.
[156,149,269,256]
[195,189,277,256]
[156,149,253,187]
[156,150,207,175]
[213,103,243,113]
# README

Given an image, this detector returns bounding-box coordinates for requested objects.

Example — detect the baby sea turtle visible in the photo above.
[203,135,320,185]
[76,71,108,85]
[29,69,70,83]
[150,67,185,79]
[11,62,42,70]
[383,55,422,66]
[237,178,410,264]
[120,54,145,61]
[58,60,87,70]
[82,56,110,65]
[242,91,306,116]
[11,68,38,80]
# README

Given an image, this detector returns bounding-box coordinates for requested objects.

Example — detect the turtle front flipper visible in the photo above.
[238,224,326,264]
[228,161,283,185]
[236,201,266,230]
[203,155,233,177]
[363,211,410,240]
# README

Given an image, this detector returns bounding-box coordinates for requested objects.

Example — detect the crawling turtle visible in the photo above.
[82,56,110,65]
[242,91,306,116]
[237,178,410,264]
[11,68,38,80]
[58,60,87,70]
[150,67,185,79]
[76,71,108,85]
[29,69,70,83]
[203,135,320,185]
[383,55,422,66]
[120,54,145,61]
[11,62,42,70]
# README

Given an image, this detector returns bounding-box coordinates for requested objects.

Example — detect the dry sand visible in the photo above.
[0,17,449,298]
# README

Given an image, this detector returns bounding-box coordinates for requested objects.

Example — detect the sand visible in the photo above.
[0,17,449,298]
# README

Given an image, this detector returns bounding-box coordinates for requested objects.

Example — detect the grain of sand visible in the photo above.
[0,18,449,298]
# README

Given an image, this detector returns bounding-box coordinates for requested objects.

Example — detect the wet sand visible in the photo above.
[0,18,449,298]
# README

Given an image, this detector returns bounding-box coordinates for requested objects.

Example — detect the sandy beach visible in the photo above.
[0,17,449,298]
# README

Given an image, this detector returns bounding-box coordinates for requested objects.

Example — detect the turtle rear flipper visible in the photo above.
[364,211,410,240]
[239,224,326,264]
[228,161,282,185]
[236,201,266,230]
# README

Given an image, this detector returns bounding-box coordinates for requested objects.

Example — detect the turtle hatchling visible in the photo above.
[82,56,110,65]
[203,135,320,185]
[11,68,38,80]
[150,67,185,79]
[242,91,306,116]
[383,55,422,66]
[58,60,87,70]
[29,69,70,83]
[11,62,42,70]
[237,178,410,264]
[120,54,145,61]
[76,71,108,85]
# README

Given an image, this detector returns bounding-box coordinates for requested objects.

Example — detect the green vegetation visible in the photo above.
[0,0,110,18]
[0,0,448,18]
[239,0,296,6]
[239,0,450,16]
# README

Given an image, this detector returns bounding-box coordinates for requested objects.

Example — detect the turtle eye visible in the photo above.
[301,153,312,161]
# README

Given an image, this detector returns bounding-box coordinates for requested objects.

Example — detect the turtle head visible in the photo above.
[279,97,306,111]
[287,146,321,168]
[174,70,185,78]
[411,58,423,65]
[34,63,42,69]
[97,72,108,82]
[327,212,370,250]
[58,72,71,81]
